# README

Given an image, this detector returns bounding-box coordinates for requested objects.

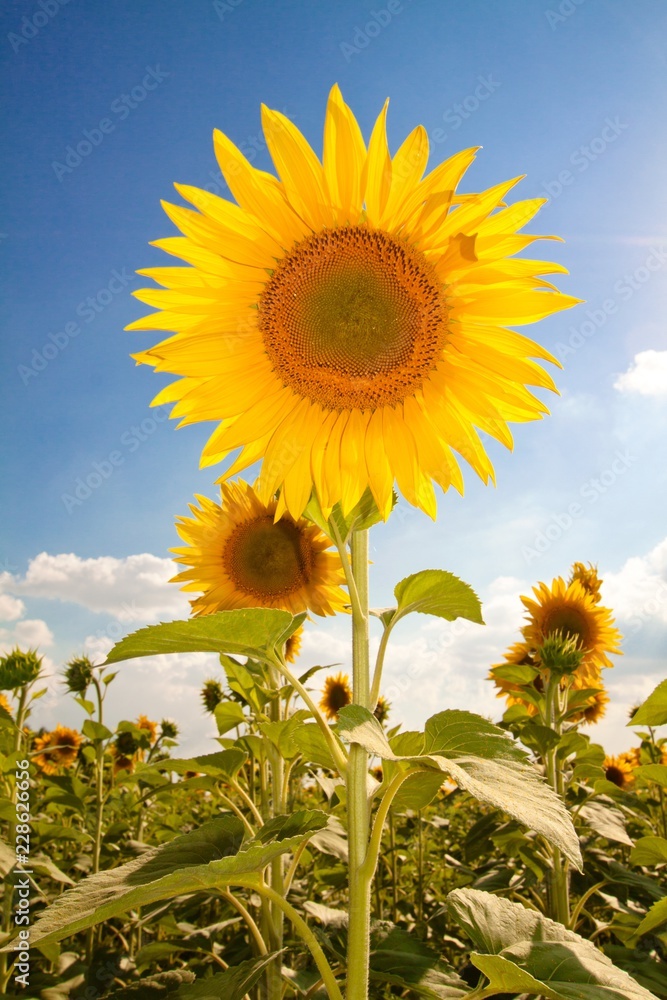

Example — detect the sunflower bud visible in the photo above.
[538,631,586,676]
[64,655,95,694]
[160,719,179,740]
[201,679,224,714]
[115,731,139,757]
[0,648,42,691]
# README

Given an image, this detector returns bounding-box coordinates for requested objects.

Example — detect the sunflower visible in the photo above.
[603,754,635,789]
[0,693,12,716]
[171,479,347,616]
[521,577,622,682]
[320,672,352,720]
[373,695,391,726]
[284,625,303,663]
[110,745,135,775]
[569,562,602,603]
[137,715,158,743]
[574,685,609,725]
[33,726,82,775]
[130,85,579,520]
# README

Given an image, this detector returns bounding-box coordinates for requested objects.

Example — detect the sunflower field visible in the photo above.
[2,86,665,1000]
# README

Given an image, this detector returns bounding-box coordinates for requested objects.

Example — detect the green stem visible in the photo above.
[219,889,268,955]
[231,879,344,1000]
[369,623,393,710]
[267,669,285,1000]
[544,672,570,925]
[272,658,348,775]
[346,528,372,1000]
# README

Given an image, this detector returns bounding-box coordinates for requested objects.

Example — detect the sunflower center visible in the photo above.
[543,607,589,647]
[605,765,625,787]
[259,226,448,409]
[223,516,314,598]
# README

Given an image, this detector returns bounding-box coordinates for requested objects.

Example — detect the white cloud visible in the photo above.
[0,618,54,655]
[0,593,25,621]
[5,552,190,621]
[601,537,667,625]
[614,350,667,397]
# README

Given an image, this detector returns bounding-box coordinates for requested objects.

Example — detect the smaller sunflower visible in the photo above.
[285,625,304,664]
[0,693,12,716]
[373,695,391,726]
[137,715,158,743]
[110,745,135,775]
[603,754,635,789]
[172,480,348,617]
[569,562,602,603]
[320,672,352,721]
[576,687,609,725]
[521,576,622,681]
[201,679,224,714]
[34,726,82,775]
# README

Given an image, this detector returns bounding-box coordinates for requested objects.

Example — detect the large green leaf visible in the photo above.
[155,750,248,780]
[579,801,634,847]
[629,679,667,727]
[176,954,281,1000]
[394,570,484,624]
[104,609,302,664]
[291,724,339,770]
[23,811,327,949]
[634,897,667,938]
[448,888,657,1000]
[636,764,667,788]
[213,702,247,736]
[630,836,667,867]
[337,706,581,867]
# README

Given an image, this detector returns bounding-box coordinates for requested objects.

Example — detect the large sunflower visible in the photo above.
[521,577,622,681]
[33,726,82,775]
[171,479,347,616]
[130,86,579,519]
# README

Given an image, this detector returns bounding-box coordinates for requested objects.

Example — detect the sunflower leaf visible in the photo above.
[104,609,297,665]
[20,811,327,950]
[629,679,667,727]
[213,701,247,736]
[636,764,667,788]
[338,706,581,867]
[394,570,484,625]
[630,836,667,867]
[448,888,657,1000]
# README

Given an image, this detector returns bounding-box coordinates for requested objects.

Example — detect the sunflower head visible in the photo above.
[64,655,95,694]
[131,86,580,521]
[171,481,348,617]
[603,754,635,789]
[201,679,224,714]
[521,576,622,679]
[136,715,159,744]
[115,730,140,757]
[0,648,42,691]
[320,672,352,721]
[160,718,179,740]
[569,562,603,603]
[33,726,83,775]
[373,695,391,726]
[284,625,304,664]
[0,693,12,716]
[111,747,135,775]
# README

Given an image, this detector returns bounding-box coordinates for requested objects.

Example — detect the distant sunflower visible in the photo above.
[34,726,82,775]
[576,686,609,725]
[373,695,391,726]
[569,562,602,603]
[137,715,158,743]
[201,679,224,714]
[603,754,635,789]
[130,85,579,520]
[284,625,303,664]
[320,672,352,720]
[521,577,622,682]
[172,479,347,616]
[110,746,135,775]
[0,693,12,716]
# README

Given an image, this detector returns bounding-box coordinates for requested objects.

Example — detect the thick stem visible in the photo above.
[346,529,372,1000]
[544,672,570,925]
[267,671,285,1000]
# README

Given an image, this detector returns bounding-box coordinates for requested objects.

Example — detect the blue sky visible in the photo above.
[1,0,666,754]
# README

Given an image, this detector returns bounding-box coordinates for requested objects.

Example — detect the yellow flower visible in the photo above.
[373,695,391,726]
[130,86,579,520]
[603,754,635,789]
[0,693,12,716]
[521,577,622,682]
[110,745,135,775]
[285,625,303,663]
[569,562,602,603]
[576,685,609,725]
[171,479,347,616]
[136,715,158,743]
[320,672,352,720]
[34,726,82,775]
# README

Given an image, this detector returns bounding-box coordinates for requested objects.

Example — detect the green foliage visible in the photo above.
[631,680,667,727]
[393,570,484,625]
[0,646,42,689]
